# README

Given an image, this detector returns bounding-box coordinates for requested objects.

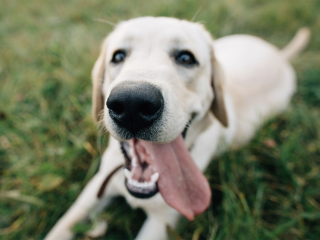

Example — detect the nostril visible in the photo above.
[138,96,164,121]
[110,102,124,115]
[107,99,125,116]
[139,102,158,117]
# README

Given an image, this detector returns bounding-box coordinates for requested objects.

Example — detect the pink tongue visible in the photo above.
[136,135,211,220]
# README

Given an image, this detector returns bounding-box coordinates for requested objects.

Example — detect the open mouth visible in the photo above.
[121,140,160,199]
[120,119,212,221]
[120,122,191,199]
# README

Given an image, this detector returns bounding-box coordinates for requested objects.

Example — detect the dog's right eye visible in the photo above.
[111,50,126,63]
[175,50,198,66]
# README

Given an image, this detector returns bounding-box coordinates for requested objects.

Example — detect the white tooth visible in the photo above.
[127,178,156,189]
[146,181,154,187]
[129,148,134,157]
[130,179,137,186]
[128,178,134,185]
[124,169,132,179]
[126,174,158,189]
[151,172,159,183]
[132,157,137,167]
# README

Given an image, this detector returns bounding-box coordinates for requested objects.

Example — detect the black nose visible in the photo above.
[106,81,164,135]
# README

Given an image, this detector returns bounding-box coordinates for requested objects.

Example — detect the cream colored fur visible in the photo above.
[45,17,310,240]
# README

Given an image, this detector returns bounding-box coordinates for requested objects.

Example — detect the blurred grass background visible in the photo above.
[0,0,320,239]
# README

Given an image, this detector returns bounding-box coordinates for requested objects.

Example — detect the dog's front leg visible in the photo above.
[135,206,181,240]
[45,138,125,240]
[45,171,118,240]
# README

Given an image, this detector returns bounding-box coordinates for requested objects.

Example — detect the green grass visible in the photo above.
[1,0,320,239]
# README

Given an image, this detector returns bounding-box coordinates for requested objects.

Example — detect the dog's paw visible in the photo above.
[86,219,108,238]
[45,230,73,240]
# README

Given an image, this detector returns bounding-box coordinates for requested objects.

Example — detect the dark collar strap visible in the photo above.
[97,164,124,198]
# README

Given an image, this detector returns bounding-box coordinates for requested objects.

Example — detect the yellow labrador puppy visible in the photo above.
[46,17,309,240]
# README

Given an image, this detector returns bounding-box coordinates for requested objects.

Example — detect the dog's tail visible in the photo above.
[280,27,311,61]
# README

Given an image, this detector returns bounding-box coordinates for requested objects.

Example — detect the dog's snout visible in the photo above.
[107,81,164,135]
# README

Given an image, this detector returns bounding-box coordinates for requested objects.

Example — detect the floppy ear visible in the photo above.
[92,38,108,123]
[210,47,229,127]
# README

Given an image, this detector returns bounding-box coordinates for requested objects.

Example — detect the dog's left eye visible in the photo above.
[111,50,126,64]
[175,51,197,66]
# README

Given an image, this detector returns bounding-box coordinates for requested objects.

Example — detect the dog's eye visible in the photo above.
[111,50,126,63]
[175,51,197,66]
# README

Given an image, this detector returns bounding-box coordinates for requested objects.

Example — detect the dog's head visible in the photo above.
[92,17,228,220]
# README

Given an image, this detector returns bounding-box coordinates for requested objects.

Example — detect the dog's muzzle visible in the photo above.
[107,81,164,136]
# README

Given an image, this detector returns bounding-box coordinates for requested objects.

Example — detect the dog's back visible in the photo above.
[214,29,310,146]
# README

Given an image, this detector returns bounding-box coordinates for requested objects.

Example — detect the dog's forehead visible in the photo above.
[108,17,211,53]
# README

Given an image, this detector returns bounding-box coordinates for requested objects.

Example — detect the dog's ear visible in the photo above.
[210,48,229,127]
[92,38,108,123]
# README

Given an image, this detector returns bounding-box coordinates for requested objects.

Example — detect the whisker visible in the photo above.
[95,109,109,153]
[93,18,117,27]
[191,3,204,22]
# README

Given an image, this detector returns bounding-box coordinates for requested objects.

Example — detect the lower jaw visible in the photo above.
[125,179,159,199]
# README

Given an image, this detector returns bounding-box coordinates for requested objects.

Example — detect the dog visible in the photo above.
[45,17,310,240]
